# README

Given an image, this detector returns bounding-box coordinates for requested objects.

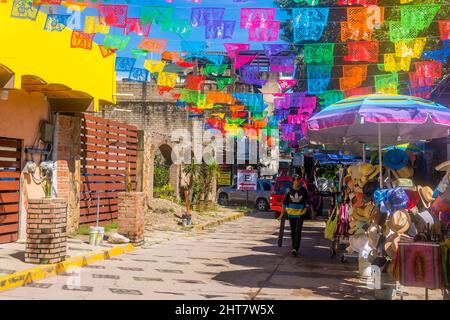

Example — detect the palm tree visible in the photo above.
[182,161,200,216]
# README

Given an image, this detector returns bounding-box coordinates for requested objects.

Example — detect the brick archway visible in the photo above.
[143,132,181,205]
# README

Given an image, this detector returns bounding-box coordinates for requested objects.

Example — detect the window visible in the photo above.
[274,181,293,195]
[262,182,272,191]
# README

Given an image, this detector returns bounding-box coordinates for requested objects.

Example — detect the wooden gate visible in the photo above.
[0,138,21,244]
[80,114,138,226]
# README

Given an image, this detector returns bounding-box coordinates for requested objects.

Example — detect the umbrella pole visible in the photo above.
[378,125,383,189]
[362,144,366,163]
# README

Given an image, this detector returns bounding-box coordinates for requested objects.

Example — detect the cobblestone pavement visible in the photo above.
[1,211,440,300]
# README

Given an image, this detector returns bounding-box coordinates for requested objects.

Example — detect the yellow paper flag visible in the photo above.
[84,16,110,34]
[157,72,178,88]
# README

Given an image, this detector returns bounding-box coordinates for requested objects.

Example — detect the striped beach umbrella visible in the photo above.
[307,94,450,187]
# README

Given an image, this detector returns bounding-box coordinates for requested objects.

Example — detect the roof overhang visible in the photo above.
[0,2,117,111]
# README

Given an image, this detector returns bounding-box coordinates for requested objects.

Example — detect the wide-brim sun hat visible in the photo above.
[364,203,378,219]
[391,178,415,190]
[384,149,410,170]
[359,163,377,182]
[352,207,370,221]
[384,232,400,259]
[350,165,362,181]
[395,164,414,179]
[436,160,450,172]
[418,185,434,209]
[368,225,381,249]
[388,209,411,234]
[367,165,380,181]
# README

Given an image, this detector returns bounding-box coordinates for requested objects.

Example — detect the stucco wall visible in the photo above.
[0,89,49,160]
[0,89,51,239]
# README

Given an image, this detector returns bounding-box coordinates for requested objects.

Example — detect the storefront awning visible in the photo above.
[0,1,116,110]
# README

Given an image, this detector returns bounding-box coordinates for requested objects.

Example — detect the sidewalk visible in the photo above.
[0,205,249,293]
[0,238,127,277]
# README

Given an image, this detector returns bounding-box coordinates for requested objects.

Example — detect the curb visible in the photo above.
[193,211,248,231]
[0,243,134,293]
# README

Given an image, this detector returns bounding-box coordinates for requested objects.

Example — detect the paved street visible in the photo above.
[0,212,373,300]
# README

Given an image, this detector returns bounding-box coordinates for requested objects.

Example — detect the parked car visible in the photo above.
[270,177,323,218]
[217,179,273,211]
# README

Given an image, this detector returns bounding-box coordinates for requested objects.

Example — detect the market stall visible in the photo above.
[309,94,450,300]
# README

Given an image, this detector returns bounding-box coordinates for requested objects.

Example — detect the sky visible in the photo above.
[62,0,289,69]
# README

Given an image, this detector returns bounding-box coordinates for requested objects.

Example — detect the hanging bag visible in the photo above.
[325,205,339,241]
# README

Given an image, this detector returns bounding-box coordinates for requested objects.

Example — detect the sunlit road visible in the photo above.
[0,212,372,300]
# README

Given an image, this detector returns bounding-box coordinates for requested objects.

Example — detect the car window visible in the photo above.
[262,182,272,191]
[274,181,292,195]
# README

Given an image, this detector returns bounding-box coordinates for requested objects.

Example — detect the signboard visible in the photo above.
[237,170,258,191]
[218,171,232,186]
[293,153,304,167]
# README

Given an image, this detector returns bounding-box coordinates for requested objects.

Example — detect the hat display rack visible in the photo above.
[326,149,450,299]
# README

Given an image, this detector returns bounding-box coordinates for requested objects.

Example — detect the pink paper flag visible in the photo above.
[235,55,257,69]
[224,43,250,59]
[277,80,297,91]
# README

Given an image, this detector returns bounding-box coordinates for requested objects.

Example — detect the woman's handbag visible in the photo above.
[325,205,339,241]
[337,204,348,236]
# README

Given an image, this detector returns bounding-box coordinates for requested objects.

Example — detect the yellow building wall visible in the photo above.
[0,1,116,108]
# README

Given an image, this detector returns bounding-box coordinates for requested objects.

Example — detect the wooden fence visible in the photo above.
[79,114,138,226]
[0,138,21,244]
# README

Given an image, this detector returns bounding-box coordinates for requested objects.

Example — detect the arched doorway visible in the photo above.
[152,144,180,199]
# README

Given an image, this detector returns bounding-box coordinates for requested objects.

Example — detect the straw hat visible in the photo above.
[368,166,380,181]
[418,186,434,209]
[388,209,411,234]
[436,160,450,172]
[350,165,362,181]
[384,232,400,259]
[353,180,365,193]
[359,163,380,182]
[368,225,381,249]
[391,178,415,190]
[395,164,414,179]
[352,207,370,221]
[364,203,378,219]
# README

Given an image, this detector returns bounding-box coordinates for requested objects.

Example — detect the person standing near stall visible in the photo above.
[280,174,311,257]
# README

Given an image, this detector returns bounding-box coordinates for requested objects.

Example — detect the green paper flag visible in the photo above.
[203,64,228,76]
[216,77,235,90]
[375,73,398,94]
[303,43,335,65]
